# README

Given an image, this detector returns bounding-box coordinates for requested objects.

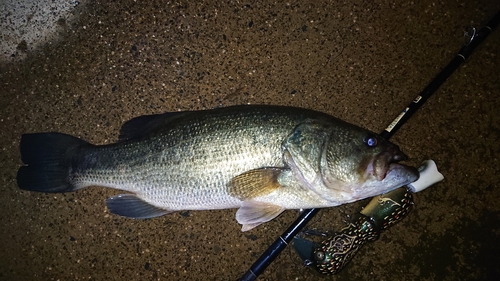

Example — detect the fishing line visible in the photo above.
[238,10,500,281]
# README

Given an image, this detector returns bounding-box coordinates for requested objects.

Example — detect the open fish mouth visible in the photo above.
[383,162,419,187]
[372,146,414,181]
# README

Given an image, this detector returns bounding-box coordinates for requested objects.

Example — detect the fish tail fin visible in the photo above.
[17,133,89,193]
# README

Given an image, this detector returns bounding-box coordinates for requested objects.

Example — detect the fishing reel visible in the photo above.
[293,160,444,274]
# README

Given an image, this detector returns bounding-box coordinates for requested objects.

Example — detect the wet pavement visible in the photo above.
[1,0,499,280]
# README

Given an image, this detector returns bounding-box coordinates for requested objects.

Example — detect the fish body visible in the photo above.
[17,105,418,231]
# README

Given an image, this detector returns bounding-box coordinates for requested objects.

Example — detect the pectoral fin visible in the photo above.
[236,201,285,231]
[106,194,173,219]
[228,167,284,200]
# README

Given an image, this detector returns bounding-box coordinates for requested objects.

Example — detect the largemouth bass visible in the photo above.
[17,105,418,231]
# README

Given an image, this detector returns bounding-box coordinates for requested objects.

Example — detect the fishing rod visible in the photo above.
[238,11,500,281]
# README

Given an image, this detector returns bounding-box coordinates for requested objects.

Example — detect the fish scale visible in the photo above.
[17,105,418,231]
[73,109,292,208]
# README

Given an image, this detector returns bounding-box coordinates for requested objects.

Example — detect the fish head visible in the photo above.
[320,124,419,201]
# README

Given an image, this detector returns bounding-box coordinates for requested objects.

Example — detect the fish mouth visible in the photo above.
[373,145,414,181]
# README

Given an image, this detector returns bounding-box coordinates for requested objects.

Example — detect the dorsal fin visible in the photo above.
[118,112,185,142]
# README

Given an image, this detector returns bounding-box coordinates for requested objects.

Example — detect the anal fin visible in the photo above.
[236,201,285,231]
[106,194,172,219]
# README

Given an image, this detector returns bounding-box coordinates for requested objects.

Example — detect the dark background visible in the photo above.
[1,1,499,280]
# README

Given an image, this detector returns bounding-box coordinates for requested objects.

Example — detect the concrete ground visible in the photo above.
[1,0,499,280]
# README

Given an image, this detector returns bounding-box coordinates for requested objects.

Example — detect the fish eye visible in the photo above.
[364,134,378,147]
